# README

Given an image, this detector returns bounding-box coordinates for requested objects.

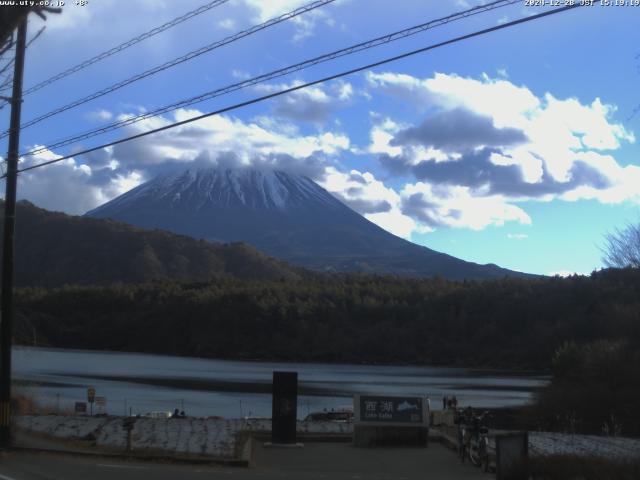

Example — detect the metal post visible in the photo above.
[0,18,27,448]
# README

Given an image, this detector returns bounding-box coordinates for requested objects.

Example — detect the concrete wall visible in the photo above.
[353,425,429,447]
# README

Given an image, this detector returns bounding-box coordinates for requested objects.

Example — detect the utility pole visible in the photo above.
[0,18,27,448]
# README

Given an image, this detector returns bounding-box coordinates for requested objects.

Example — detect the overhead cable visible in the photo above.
[18,0,232,96]
[11,4,582,178]
[22,0,519,156]
[0,0,336,139]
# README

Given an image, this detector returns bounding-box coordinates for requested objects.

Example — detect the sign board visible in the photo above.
[74,402,87,413]
[271,371,297,444]
[87,387,95,403]
[95,396,106,407]
[354,395,428,426]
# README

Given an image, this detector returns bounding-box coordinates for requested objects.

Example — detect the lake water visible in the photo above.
[12,346,548,419]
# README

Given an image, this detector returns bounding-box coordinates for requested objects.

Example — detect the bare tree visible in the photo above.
[602,222,640,268]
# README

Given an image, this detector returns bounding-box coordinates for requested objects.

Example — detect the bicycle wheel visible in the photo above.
[482,456,490,473]
[468,441,482,466]
[479,437,490,472]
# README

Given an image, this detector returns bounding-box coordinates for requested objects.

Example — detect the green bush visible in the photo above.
[525,340,640,436]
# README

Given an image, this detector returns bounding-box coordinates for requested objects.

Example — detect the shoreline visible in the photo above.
[27,373,543,397]
[13,344,552,375]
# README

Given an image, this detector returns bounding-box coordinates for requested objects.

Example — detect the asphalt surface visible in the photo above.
[0,442,489,480]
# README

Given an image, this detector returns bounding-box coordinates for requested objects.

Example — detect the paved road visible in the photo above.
[0,443,489,480]
[252,442,489,479]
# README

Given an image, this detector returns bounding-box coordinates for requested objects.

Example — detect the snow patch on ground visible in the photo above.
[528,432,640,461]
[436,425,640,462]
[15,415,352,459]
[481,431,640,462]
[20,415,638,462]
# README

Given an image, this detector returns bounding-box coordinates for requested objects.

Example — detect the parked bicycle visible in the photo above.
[457,408,491,471]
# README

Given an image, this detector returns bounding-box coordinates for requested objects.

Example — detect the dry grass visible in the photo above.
[11,391,43,415]
[10,390,71,416]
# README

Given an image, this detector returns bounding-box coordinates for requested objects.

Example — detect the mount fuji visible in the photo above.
[86,168,527,279]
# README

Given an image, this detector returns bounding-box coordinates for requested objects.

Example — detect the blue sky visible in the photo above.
[1,0,639,276]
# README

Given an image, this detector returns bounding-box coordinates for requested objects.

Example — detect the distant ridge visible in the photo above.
[0,200,302,287]
[87,167,531,280]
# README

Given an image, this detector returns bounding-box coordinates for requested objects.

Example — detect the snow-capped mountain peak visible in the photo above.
[93,168,342,213]
[86,166,527,280]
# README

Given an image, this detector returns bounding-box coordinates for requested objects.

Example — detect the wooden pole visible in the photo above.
[0,17,27,448]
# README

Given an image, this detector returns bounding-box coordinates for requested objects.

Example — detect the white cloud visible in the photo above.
[86,109,113,122]
[337,82,353,101]
[367,71,638,231]
[231,69,251,80]
[18,106,423,241]
[241,0,332,42]
[368,72,542,129]
[319,167,419,239]
[12,107,354,216]
[217,18,236,30]
[242,0,312,22]
[102,107,425,239]
[254,80,355,124]
[507,233,528,240]
[368,117,403,156]
[366,72,438,108]
[540,95,634,151]
[112,108,351,168]
[40,2,92,31]
[401,182,531,231]
[13,147,143,215]
[368,116,454,175]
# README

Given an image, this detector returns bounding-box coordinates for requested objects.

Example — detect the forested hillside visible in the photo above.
[14,268,640,369]
[0,200,302,286]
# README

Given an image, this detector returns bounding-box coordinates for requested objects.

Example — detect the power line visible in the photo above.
[6,0,232,97]
[25,25,46,49]
[10,4,582,178]
[0,25,46,110]
[22,0,520,157]
[0,24,47,79]
[0,33,13,58]
[0,70,14,93]
[0,0,336,140]
[0,35,16,90]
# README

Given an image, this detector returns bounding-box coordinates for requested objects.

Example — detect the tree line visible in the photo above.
[13,267,640,369]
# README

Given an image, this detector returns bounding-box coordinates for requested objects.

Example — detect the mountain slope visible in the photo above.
[0,200,302,287]
[87,168,529,280]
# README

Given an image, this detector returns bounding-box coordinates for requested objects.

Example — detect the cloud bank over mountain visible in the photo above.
[12,70,636,242]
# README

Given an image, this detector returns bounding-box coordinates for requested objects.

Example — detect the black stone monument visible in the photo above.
[271,371,297,445]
